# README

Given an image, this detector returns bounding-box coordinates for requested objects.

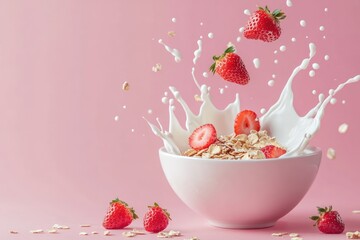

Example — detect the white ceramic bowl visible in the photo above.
[159,147,321,229]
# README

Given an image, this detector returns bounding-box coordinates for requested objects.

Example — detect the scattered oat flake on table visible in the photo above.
[123,231,136,237]
[30,229,44,234]
[289,233,299,237]
[194,94,202,102]
[184,237,200,240]
[347,231,360,239]
[291,237,303,240]
[10,230,18,234]
[271,232,288,237]
[48,229,58,233]
[80,224,91,227]
[353,210,360,214]
[327,148,336,159]
[122,81,130,91]
[52,223,70,229]
[91,231,99,234]
[104,230,111,236]
[79,231,88,235]
[131,229,146,235]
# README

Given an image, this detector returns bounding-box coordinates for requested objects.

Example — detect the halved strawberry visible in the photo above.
[189,124,217,150]
[234,110,260,135]
[261,145,286,158]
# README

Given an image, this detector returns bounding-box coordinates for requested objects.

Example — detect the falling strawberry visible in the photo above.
[244,6,286,42]
[189,123,217,150]
[102,198,138,229]
[143,202,171,233]
[310,206,345,234]
[209,46,250,85]
[234,110,260,135]
[261,145,286,158]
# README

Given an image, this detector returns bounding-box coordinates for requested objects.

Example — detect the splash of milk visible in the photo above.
[147,42,359,157]
[158,39,181,62]
[193,40,202,64]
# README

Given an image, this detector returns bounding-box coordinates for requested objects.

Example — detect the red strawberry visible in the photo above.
[189,123,217,150]
[310,206,345,234]
[244,6,286,42]
[209,46,249,85]
[143,202,171,233]
[102,198,138,229]
[234,110,260,135]
[261,145,286,158]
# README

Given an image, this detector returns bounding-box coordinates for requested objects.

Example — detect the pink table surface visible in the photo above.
[1,0,359,239]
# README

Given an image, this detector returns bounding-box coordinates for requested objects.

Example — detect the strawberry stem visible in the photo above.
[209,46,236,74]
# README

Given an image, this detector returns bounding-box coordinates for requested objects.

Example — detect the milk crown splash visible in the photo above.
[147,43,359,157]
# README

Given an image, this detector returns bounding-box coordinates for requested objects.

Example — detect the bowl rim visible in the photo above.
[159,146,322,163]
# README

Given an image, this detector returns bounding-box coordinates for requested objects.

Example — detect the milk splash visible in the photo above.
[147,43,359,157]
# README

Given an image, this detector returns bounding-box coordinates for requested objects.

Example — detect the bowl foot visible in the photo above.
[208,220,276,229]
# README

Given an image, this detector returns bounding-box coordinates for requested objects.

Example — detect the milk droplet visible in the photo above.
[219,88,224,94]
[324,55,330,61]
[200,36,203,39]
[253,58,260,69]
[123,105,127,109]
[309,70,315,77]
[164,91,168,96]
[225,85,228,88]
[306,36,309,39]
[268,80,275,87]
[208,32,214,39]
[244,9,251,15]
[312,90,317,95]
[274,50,278,54]
[300,20,306,27]
[327,148,336,160]
[319,26,325,31]
[280,45,287,52]
[342,100,346,104]
[330,98,337,104]
[171,18,176,23]
[114,116,119,121]
[260,108,267,114]
[203,72,209,78]
[148,109,153,114]
[323,36,326,39]
[272,74,276,78]
[131,129,135,132]
[239,27,245,33]
[291,37,296,42]
[338,123,349,134]
[274,59,279,64]
[286,0,293,7]
[200,22,203,26]
[161,97,168,104]
[324,8,328,12]
[312,63,320,70]
[236,36,241,42]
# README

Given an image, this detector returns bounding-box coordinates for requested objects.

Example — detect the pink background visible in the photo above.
[0,0,359,239]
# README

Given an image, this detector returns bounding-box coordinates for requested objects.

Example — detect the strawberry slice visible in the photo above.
[261,145,286,158]
[234,110,260,135]
[189,124,217,150]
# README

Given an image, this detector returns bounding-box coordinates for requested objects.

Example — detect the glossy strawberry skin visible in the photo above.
[244,6,286,42]
[216,53,249,85]
[102,198,138,229]
[310,206,345,234]
[143,203,171,233]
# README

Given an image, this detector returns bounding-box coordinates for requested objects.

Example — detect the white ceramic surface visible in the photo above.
[159,147,322,229]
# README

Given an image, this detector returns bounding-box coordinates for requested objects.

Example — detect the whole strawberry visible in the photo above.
[210,46,250,85]
[143,202,171,233]
[310,206,345,234]
[102,198,138,229]
[244,6,286,42]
